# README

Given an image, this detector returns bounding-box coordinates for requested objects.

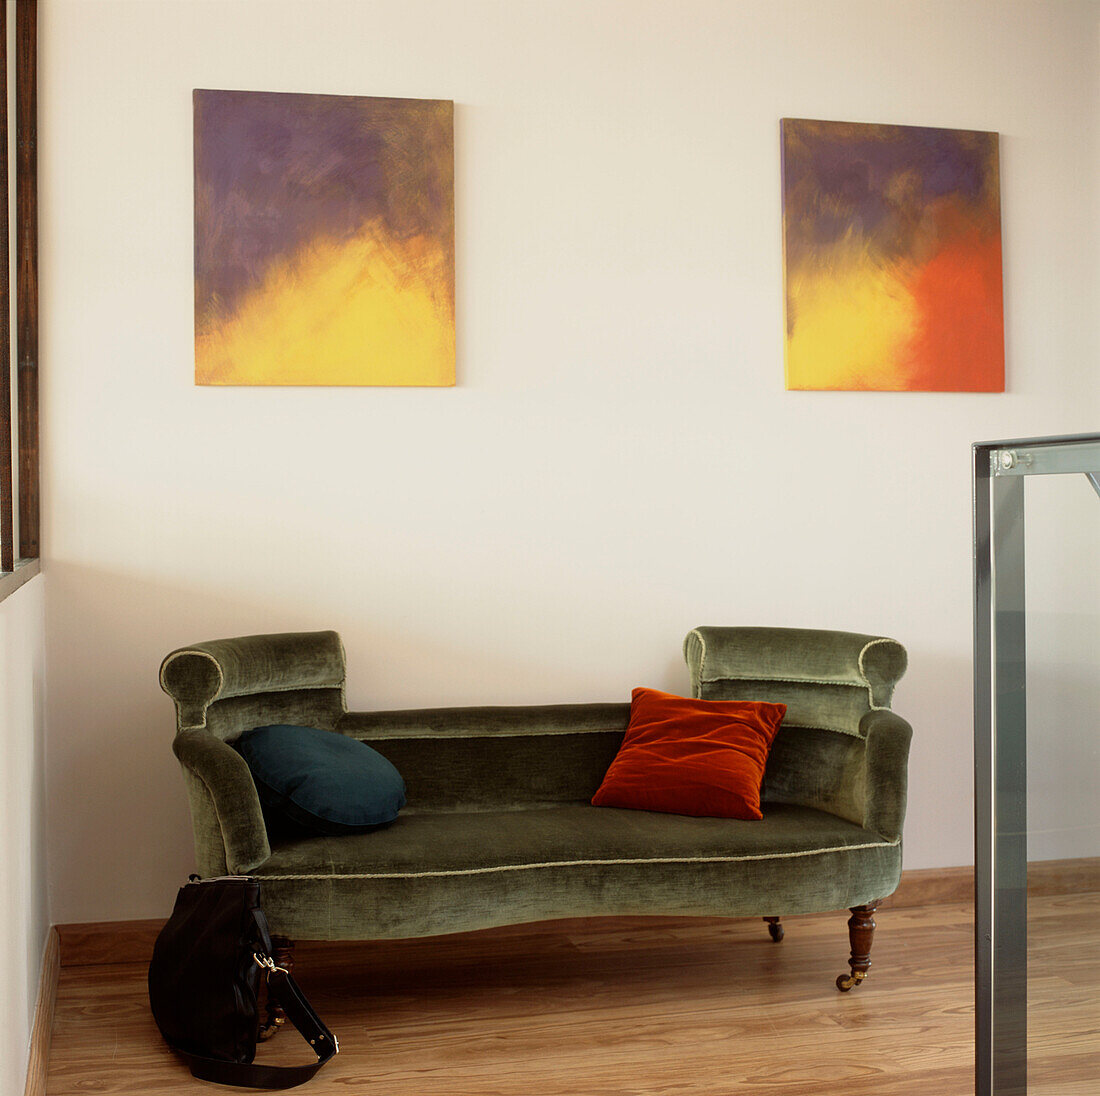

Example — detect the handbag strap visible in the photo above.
[178,946,338,1091]
[177,963,338,1090]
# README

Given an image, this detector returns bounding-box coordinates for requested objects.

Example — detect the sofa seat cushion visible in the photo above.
[252,803,902,940]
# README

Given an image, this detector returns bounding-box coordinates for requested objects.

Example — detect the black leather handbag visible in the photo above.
[148,875,337,1089]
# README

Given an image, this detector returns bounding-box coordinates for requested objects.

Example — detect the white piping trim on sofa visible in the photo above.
[159,649,223,728]
[858,637,897,711]
[694,628,707,683]
[256,838,898,882]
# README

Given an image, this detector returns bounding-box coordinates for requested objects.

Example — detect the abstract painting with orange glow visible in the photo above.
[194,90,454,386]
[781,118,1003,391]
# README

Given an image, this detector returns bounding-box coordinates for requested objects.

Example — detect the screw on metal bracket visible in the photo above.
[995,450,1034,473]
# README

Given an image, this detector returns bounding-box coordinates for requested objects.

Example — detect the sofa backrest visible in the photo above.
[683,626,907,827]
[338,704,630,811]
[160,627,907,827]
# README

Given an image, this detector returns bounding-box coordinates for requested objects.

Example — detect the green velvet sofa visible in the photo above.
[160,626,911,1000]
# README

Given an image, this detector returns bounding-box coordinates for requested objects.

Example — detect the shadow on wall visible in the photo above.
[44,562,303,924]
[44,561,622,924]
[875,647,974,873]
[0,577,47,1094]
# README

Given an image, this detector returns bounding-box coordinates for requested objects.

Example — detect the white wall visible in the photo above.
[0,577,47,1096]
[40,0,1099,924]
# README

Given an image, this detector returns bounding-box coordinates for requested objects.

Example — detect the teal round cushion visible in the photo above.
[235,724,406,835]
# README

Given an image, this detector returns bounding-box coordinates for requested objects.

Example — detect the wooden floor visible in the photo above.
[44,895,1098,1095]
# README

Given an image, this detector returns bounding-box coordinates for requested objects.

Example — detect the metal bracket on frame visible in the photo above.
[989,439,1100,498]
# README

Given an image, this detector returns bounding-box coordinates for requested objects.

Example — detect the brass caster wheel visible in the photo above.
[767,922,784,943]
[836,971,865,992]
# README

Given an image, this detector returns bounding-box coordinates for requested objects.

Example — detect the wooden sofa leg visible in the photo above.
[763,916,784,942]
[836,904,877,991]
[258,936,296,1040]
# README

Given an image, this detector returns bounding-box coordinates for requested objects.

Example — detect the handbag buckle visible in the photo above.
[253,952,289,976]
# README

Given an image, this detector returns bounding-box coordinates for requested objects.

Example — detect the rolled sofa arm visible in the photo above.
[160,631,345,875]
[173,729,271,874]
[684,626,907,710]
[159,630,346,731]
[860,708,913,843]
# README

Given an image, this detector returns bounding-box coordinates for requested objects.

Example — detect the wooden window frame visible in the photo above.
[0,0,39,602]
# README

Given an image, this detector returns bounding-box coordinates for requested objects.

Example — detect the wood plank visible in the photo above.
[874,855,1100,910]
[1027,854,1100,896]
[15,0,36,559]
[23,927,58,1096]
[46,903,979,1096]
[56,919,163,968]
[881,862,972,908]
[47,894,1100,1096]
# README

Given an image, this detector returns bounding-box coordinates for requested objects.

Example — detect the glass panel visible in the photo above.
[974,433,1100,1096]
[1023,472,1100,1096]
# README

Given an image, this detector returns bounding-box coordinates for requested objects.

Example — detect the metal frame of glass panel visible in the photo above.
[973,431,1100,1096]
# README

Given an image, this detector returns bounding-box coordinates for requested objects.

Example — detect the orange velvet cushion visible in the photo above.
[591,687,787,820]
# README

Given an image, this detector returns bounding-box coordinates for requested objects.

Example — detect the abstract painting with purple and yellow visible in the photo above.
[781,118,1003,391]
[194,89,454,386]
